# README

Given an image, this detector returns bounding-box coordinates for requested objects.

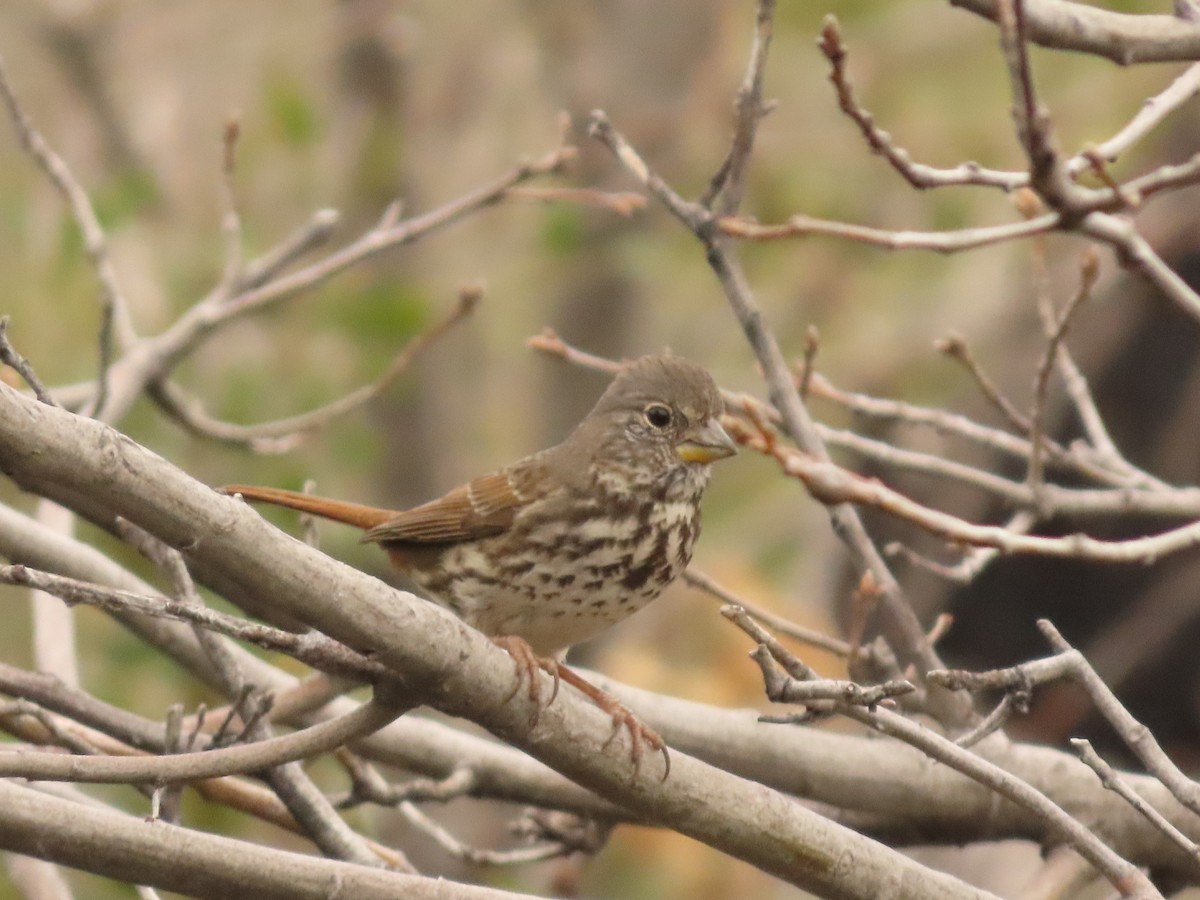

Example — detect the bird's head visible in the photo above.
[573,354,736,495]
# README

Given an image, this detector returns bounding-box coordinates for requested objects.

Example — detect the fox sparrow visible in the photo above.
[222,354,735,775]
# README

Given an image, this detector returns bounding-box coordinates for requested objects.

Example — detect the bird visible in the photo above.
[222,354,736,775]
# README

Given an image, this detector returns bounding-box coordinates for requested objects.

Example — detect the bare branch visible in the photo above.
[950,0,1200,65]
[121,521,251,713]
[0,380,1001,898]
[808,373,1140,488]
[889,512,1038,585]
[1038,621,1200,820]
[1081,211,1200,326]
[818,16,1024,191]
[0,779,525,899]
[937,332,1032,435]
[1027,249,1100,497]
[726,607,1163,900]
[703,0,776,214]
[238,208,341,289]
[398,801,574,866]
[0,563,392,684]
[0,317,56,407]
[212,144,576,324]
[152,285,480,449]
[215,115,245,299]
[997,0,1078,219]
[0,54,136,415]
[719,211,1059,252]
[0,697,402,784]
[503,186,646,216]
[684,569,851,658]
[1072,738,1200,868]
[954,692,1028,749]
[729,415,1200,564]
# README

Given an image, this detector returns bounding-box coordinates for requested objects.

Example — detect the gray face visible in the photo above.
[577,355,727,484]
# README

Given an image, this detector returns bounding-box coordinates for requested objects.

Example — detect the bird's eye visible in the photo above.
[643,403,673,429]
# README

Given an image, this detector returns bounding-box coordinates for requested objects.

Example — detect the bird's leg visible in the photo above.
[491,635,561,726]
[489,637,669,778]
[554,666,670,780]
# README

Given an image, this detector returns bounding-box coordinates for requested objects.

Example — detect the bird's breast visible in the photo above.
[407,491,702,656]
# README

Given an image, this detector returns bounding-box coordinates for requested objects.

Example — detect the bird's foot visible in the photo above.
[491,635,560,726]
[556,666,670,781]
[489,636,670,779]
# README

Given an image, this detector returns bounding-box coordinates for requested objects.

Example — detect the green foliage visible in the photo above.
[323,418,384,481]
[91,168,162,228]
[540,203,585,256]
[215,366,274,426]
[265,73,322,148]
[318,279,430,352]
[54,214,85,270]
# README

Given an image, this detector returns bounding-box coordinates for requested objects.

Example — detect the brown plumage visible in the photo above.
[222,354,735,774]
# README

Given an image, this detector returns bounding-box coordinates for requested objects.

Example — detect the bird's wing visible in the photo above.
[361,461,545,545]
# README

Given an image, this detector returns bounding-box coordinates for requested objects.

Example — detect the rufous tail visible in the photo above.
[220,484,395,531]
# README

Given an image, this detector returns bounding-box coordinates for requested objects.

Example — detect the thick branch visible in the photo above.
[0,779,527,900]
[950,0,1200,65]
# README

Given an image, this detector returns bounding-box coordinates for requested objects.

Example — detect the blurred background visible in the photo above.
[1,0,1198,897]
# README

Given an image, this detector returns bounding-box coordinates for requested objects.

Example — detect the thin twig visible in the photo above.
[154,704,185,824]
[0,699,403,785]
[72,135,577,436]
[0,564,393,684]
[526,328,623,374]
[298,479,322,549]
[0,317,57,406]
[796,326,820,400]
[237,208,341,290]
[703,0,776,214]
[114,519,247,696]
[152,284,481,448]
[216,116,245,299]
[1038,621,1200,820]
[818,15,1024,192]
[1082,210,1200,328]
[726,607,1162,900]
[684,569,851,658]
[1022,204,1146,484]
[1067,63,1200,177]
[808,373,1135,489]
[888,512,1038,585]
[1072,738,1200,869]
[0,54,136,416]
[503,186,646,216]
[936,332,1032,434]
[1027,250,1100,499]
[533,331,1200,521]
[729,415,1200,564]
[954,692,1027,749]
[212,145,576,324]
[998,0,1078,220]
[932,619,1200,823]
[719,211,1058,252]
[0,698,97,756]
[398,800,572,866]
[336,752,479,808]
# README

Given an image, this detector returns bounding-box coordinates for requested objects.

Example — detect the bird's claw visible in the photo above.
[490,636,670,780]
[492,635,560,727]
[598,698,671,781]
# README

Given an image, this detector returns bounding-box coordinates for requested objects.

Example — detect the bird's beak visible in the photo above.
[675,417,738,464]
